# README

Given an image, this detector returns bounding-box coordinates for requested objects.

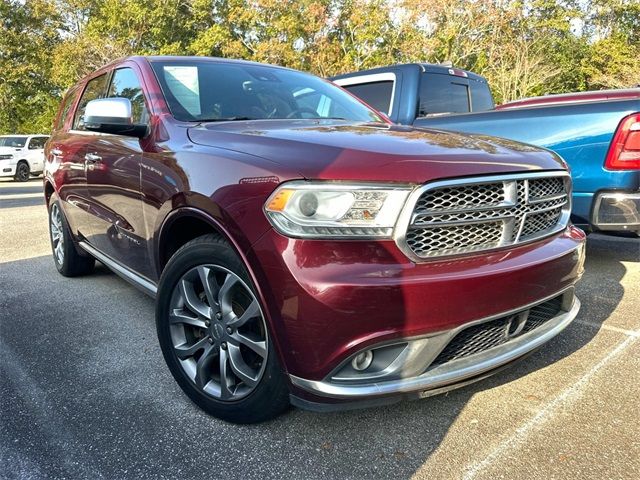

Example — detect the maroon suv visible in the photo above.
[45,56,585,423]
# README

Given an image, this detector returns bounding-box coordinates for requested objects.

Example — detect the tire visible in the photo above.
[48,194,95,277]
[156,234,290,423]
[14,161,30,182]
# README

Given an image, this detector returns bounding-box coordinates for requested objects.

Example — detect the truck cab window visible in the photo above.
[342,81,394,115]
[419,74,469,117]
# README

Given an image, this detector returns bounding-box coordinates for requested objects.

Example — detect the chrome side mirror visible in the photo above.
[84,98,147,138]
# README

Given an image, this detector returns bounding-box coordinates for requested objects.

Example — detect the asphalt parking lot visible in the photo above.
[1,177,639,480]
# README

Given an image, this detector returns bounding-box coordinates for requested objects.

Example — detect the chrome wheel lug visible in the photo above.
[226,327,233,334]
[221,342,228,350]
[205,320,210,327]
[215,312,222,320]
[208,337,214,344]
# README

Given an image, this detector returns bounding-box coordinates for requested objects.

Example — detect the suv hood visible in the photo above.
[188,120,565,183]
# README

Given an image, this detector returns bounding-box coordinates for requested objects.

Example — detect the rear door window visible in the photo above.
[56,88,78,130]
[341,81,394,115]
[73,74,108,130]
[419,74,469,116]
[28,137,47,149]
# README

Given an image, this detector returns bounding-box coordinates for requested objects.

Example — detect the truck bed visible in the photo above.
[414,99,640,228]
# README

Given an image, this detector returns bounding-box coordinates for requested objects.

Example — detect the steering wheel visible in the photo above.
[286,108,321,119]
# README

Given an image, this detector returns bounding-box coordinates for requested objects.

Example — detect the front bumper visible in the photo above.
[0,160,16,177]
[289,289,579,403]
[592,191,640,234]
[249,225,586,392]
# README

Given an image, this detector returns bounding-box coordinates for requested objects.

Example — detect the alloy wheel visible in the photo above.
[168,265,268,401]
[50,204,64,265]
[16,163,29,182]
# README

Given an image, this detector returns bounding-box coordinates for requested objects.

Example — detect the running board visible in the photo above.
[78,241,157,298]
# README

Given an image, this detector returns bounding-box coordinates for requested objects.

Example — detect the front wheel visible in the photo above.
[156,234,290,423]
[14,161,30,182]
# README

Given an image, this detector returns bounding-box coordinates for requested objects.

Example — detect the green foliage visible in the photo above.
[1,0,638,134]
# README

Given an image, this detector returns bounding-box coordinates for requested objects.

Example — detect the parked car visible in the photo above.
[45,56,585,423]
[0,134,49,181]
[332,64,640,235]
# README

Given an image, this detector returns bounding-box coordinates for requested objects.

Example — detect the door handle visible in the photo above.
[85,153,102,163]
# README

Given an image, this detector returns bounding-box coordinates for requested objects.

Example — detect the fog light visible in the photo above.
[351,350,373,371]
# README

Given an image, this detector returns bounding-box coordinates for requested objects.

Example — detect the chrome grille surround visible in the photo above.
[394,171,571,261]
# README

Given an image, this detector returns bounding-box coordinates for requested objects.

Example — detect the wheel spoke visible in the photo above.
[218,348,233,400]
[218,273,239,313]
[179,279,211,319]
[231,332,267,358]
[227,299,260,328]
[197,266,218,308]
[228,344,258,387]
[174,337,210,360]
[194,344,217,388]
[169,309,207,329]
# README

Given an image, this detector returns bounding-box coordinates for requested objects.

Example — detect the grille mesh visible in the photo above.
[429,294,566,368]
[406,222,503,257]
[415,183,505,212]
[529,177,565,200]
[405,175,568,259]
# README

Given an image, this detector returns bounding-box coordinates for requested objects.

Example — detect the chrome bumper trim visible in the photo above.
[290,296,581,399]
[592,191,640,231]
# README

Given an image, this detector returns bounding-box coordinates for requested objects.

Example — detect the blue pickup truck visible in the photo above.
[332,64,640,235]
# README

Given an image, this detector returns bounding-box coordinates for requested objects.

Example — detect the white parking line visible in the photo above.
[576,319,640,338]
[462,334,637,480]
[0,193,43,200]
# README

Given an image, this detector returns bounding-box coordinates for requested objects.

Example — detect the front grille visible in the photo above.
[403,173,570,259]
[429,294,566,368]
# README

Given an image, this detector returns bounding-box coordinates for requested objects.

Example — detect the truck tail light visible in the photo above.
[605,113,640,170]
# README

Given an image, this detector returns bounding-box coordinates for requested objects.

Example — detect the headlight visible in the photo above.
[264,181,413,238]
[0,154,13,160]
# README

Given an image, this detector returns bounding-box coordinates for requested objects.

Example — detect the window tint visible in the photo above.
[469,80,494,111]
[150,61,383,123]
[28,137,47,149]
[418,74,469,116]
[342,81,394,114]
[107,68,149,124]
[0,136,27,148]
[74,74,108,130]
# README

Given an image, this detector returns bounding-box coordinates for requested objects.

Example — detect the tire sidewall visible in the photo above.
[47,193,94,276]
[48,194,67,274]
[15,162,30,182]
[155,237,289,423]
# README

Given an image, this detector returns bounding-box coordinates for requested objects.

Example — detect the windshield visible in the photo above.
[150,60,384,123]
[0,136,27,148]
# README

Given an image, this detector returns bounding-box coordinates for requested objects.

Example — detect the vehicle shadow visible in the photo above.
[0,234,633,479]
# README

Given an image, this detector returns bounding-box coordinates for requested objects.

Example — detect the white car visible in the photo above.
[0,134,49,182]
